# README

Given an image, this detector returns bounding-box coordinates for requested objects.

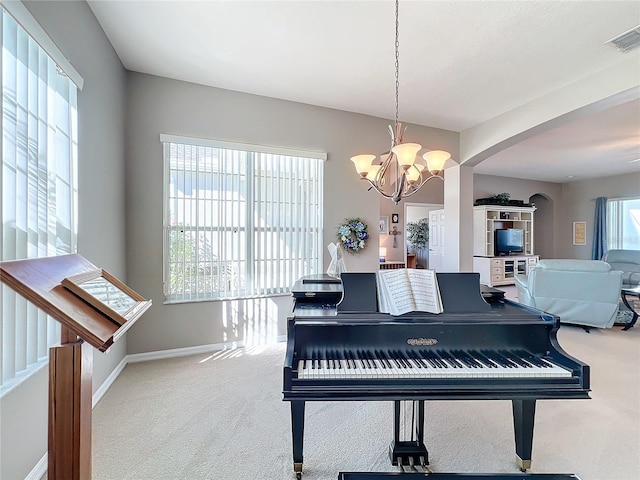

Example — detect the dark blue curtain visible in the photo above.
[591,197,607,260]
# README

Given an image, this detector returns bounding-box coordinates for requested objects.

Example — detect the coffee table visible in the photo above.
[620,285,640,330]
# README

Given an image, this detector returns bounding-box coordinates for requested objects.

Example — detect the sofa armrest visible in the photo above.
[514,273,532,305]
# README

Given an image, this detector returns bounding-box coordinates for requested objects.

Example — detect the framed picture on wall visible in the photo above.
[379,216,389,235]
[391,213,399,224]
[573,221,586,245]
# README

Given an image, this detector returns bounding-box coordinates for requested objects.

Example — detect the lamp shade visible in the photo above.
[351,154,376,177]
[405,166,421,184]
[423,150,451,173]
[366,164,382,181]
[379,247,387,258]
[391,143,421,169]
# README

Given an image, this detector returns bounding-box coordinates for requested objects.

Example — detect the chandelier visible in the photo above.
[350,0,451,205]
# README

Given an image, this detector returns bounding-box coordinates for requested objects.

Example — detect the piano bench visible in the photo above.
[338,474,582,480]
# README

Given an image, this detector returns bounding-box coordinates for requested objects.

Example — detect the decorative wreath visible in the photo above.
[337,218,369,254]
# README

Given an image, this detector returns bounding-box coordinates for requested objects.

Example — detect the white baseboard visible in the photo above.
[127,340,247,363]
[25,453,47,480]
[92,356,128,408]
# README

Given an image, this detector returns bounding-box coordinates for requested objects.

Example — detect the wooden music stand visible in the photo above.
[0,254,151,480]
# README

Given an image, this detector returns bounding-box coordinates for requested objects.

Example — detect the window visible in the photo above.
[1,7,79,393]
[607,197,640,249]
[162,135,325,302]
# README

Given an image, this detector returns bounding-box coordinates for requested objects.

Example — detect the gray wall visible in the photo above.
[124,72,459,354]
[2,2,636,478]
[561,172,640,259]
[473,174,563,258]
[472,173,640,259]
[0,2,127,479]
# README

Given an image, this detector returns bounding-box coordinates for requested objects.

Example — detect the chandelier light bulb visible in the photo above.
[350,154,376,177]
[405,166,421,184]
[423,150,451,173]
[391,143,422,170]
[366,164,382,181]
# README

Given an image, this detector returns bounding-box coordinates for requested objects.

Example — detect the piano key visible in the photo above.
[296,348,572,380]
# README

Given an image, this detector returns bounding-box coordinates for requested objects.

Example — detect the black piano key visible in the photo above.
[334,350,341,369]
[421,350,442,368]
[501,350,532,368]
[440,350,464,368]
[376,350,392,369]
[407,350,426,368]
[469,349,498,368]
[365,350,378,368]
[360,350,372,369]
[388,350,404,368]
[481,349,509,368]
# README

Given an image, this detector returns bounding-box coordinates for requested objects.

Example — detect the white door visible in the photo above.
[404,203,442,268]
[429,209,445,272]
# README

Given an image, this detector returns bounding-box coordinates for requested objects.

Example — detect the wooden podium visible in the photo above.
[0,254,151,480]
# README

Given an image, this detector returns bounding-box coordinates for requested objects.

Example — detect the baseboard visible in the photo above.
[25,452,47,480]
[92,355,128,408]
[127,340,248,363]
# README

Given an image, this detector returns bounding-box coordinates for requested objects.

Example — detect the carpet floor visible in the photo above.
[92,323,639,480]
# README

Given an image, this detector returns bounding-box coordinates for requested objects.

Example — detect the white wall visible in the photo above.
[0,2,127,479]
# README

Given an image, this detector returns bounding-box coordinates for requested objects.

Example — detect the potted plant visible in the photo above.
[407,218,429,267]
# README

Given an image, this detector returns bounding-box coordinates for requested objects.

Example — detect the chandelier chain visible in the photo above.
[350,0,450,205]
[395,0,399,128]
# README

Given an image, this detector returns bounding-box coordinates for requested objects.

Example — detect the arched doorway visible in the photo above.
[530,193,553,259]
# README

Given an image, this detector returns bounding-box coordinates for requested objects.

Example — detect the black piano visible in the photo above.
[283,273,590,479]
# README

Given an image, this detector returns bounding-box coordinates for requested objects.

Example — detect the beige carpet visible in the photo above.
[92,322,640,480]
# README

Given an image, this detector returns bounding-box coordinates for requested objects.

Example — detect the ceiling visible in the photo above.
[87,0,640,183]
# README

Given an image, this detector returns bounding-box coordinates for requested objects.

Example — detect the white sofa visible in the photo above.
[514,259,623,329]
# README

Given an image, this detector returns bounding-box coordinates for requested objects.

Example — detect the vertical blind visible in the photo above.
[607,197,640,250]
[1,7,79,393]
[162,136,325,302]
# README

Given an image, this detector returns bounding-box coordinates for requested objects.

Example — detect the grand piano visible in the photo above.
[282,272,590,479]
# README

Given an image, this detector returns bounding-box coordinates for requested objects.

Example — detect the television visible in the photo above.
[494,228,524,256]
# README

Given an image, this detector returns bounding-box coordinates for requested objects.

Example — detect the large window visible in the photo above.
[162,135,325,303]
[607,197,640,249]
[1,6,79,393]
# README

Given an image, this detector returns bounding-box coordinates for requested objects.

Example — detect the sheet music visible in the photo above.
[376,268,443,316]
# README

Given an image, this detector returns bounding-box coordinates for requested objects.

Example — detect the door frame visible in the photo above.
[404,202,444,268]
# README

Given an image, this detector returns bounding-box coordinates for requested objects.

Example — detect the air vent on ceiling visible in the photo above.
[606,26,640,52]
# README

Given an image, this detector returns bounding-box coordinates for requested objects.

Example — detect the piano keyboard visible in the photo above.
[296,348,572,379]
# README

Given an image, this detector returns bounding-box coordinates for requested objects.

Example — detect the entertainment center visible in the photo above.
[472,205,539,287]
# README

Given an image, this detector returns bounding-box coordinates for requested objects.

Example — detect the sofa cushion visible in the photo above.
[536,259,611,273]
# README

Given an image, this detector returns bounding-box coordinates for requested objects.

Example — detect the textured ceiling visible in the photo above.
[88,0,640,183]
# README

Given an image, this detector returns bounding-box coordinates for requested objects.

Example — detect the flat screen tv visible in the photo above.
[494,228,524,256]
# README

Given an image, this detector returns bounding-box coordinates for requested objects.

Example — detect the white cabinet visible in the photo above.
[473,206,536,257]
[473,255,539,287]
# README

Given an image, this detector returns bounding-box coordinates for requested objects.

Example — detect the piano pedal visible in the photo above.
[293,462,302,479]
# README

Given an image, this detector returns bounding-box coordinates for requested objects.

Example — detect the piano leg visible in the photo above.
[512,399,536,472]
[389,400,429,469]
[291,401,305,479]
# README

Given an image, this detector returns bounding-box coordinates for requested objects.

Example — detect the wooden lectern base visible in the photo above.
[48,337,92,480]
[0,254,150,479]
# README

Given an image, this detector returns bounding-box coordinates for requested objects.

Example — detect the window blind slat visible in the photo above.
[2,7,76,392]
[163,137,323,302]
